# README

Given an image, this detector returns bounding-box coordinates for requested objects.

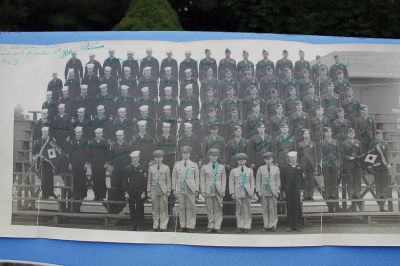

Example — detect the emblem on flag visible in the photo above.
[364,154,377,164]
[47,148,56,159]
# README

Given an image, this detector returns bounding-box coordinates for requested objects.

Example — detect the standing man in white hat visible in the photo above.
[103,48,121,79]
[140,48,159,80]
[160,49,178,80]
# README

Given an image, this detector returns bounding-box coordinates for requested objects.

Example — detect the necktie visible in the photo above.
[241,166,244,172]
[157,164,160,171]
[212,162,216,170]
[268,166,271,172]
[184,160,187,167]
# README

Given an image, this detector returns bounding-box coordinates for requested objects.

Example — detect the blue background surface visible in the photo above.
[1,31,399,266]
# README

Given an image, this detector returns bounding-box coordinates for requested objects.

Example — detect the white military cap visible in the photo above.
[185,50,191,54]
[118,107,126,112]
[163,105,171,110]
[164,66,172,71]
[287,151,297,158]
[143,66,151,71]
[94,128,103,133]
[41,126,49,132]
[184,68,191,73]
[51,70,58,74]
[41,109,48,114]
[185,83,193,89]
[123,66,131,71]
[104,66,112,71]
[137,120,147,126]
[184,106,192,112]
[109,48,115,52]
[139,105,149,112]
[99,84,108,89]
[58,103,65,108]
[80,84,88,89]
[130,150,140,158]
[140,87,149,93]
[184,122,192,128]
[46,91,53,96]
[89,52,95,56]
[62,86,69,92]
[71,49,77,54]
[97,105,105,110]
[127,50,134,54]
[166,49,172,53]
[164,86,172,91]
[162,122,171,127]
[77,107,85,112]
[68,68,74,73]
[74,126,83,133]
[115,130,124,136]
[146,47,153,52]
[86,63,94,69]
[120,85,129,90]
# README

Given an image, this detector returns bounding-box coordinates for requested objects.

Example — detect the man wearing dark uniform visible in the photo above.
[122,50,140,81]
[179,106,201,137]
[311,55,328,81]
[158,87,179,117]
[297,129,317,200]
[219,69,239,99]
[157,105,177,137]
[136,87,157,119]
[64,50,83,81]
[100,66,119,98]
[159,67,179,98]
[199,49,217,81]
[224,107,243,141]
[74,84,95,118]
[200,69,219,101]
[302,86,320,117]
[266,89,284,118]
[178,122,202,163]
[279,68,297,99]
[47,71,63,103]
[329,54,348,81]
[82,63,101,97]
[130,120,155,168]
[160,50,178,79]
[334,70,351,99]
[268,104,288,139]
[202,125,226,164]
[120,67,137,98]
[96,84,114,118]
[275,50,293,80]
[89,128,109,201]
[354,105,375,153]
[331,107,351,143]
[65,69,81,99]
[226,126,249,170]
[140,48,160,80]
[179,51,198,81]
[113,107,134,141]
[245,102,266,139]
[84,53,102,78]
[59,87,74,116]
[72,107,93,141]
[296,69,314,100]
[92,105,113,142]
[114,85,135,119]
[237,50,254,78]
[250,122,273,171]
[259,66,279,101]
[239,68,259,99]
[53,103,72,150]
[218,48,236,80]
[137,67,158,99]
[256,50,275,82]
[103,49,121,79]
[290,101,310,142]
[180,69,199,99]
[294,50,311,80]
[179,88,200,118]
[42,91,57,122]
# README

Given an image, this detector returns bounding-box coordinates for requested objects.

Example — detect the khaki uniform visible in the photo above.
[200,162,227,230]
[229,166,255,229]
[147,163,171,230]
[256,164,280,229]
[172,160,200,229]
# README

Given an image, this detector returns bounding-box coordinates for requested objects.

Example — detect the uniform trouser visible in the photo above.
[205,195,223,229]
[128,193,145,229]
[92,164,107,200]
[303,168,315,199]
[109,168,126,214]
[71,166,87,213]
[261,196,278,229]
[374,168,392,210]
[235,195,252,229]
[322,167,339,211]
[344,166,364,211]
[40,161,54,198]
[151,194,169,230]
[165,153,177,215]
[286,192,302,230]
[177,191,196,229]
[60,173,72,212]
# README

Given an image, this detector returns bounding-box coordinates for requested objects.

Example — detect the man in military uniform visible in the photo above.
[354,105,375,153]
[268,104,288,139]
[92,105,112,142]
[302,86,320,117]
[158,88,179,117]
[65,68,81,99]
[199,49,217,81]
[370,130,393,212]
[122,50,139,80]
[341,128,364,211]
[84,53,102,78]
[89,128,109,201]
[42,91,57,121]
[136,87,157,119]
[179,50,198,81]
[284,87,301,118]
[243,84,264,120]
[114,85,135,119]
[334,70,351,99]
[256,152,281,232]
[156,122,177,174]
[202,107,223,137]
[275,50,293,80]
[53,103,72,150]
[147,150,171,232]
[178,123,201,163]
[200,148,226,233]
[100,66,119,98]
[279,68,297,99]
[172,146,200,232]
[266,89,284,118]
[311,55,328,81]
[226,126,249,170]
[103,49,122,79]
[321,82,340,123]
[245,102,266,138]
[219,69,239,100]
[202,125,226,164]
[310,106,331,146]
[179,106,201,137]
[218,48,236,80]
[329,54,348,81]
[224,106,243,141]
[259,66,279,101]
[130,120,155,168]
[315,66,331,95]
[33,109,53,142]
[96,84,114,118]
[113,107,134,141]
[160,50,178,79]
[321,127,341,213]
[134,105,156,137]
[200,68,219,100]
[64,50,83,81]
[239,68,259,99]
[341,88,361,125]
[229,153,255,233]
[59,87,73,116]
[82,63,100,97]
[159,67,179,98]
[294,50,311,80]
[290,101,310,142]
[281,151,303,231]
[180,69,199,98]
[250,122,273,171]
[67,126,89,213]
[297,129,317,200]
[120,66,137,98]
[123,150,147,231]
[157,105,177,136]
[137,66,158,99]
[108,130,131,213]
[331,107,351,143]
[237,50,254,78]
[256,50,275,82]
[74,84,95,118]
[201,87,220,119]
[72,107,93,141]
[47,71,63,103]
[221,86,242,122]
[296,69,314,100]
[140,48,160,80]
[179,88,200,118]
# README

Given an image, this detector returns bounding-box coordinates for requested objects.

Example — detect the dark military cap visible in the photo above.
[225,48,231,53]
[375,129,383,135]
[262,49,268,54]
[348,128,355,133]
[337,107,345,114]
[262,152,273,159]
[236,153,248,160]
[208,148,220,155]
[205,49,211,53]
[243,50,249,54]
[256,121,265,128]
[295,100,302,105]
[283,49,288,53]
[334,54,339,59]
[153,150,165,158]
[316,55,321,59]
[336,70,343,75]
[210,124,219,130]
[180,146,192,153]
[230,106,238,112]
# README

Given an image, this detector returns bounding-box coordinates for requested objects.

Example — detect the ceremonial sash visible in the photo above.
[239,171,247,190]
[180,166,190,193]
[210,163,219,193]
[264,170,272,192]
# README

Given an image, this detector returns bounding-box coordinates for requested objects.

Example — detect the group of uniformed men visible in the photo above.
[32,47,393,233]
